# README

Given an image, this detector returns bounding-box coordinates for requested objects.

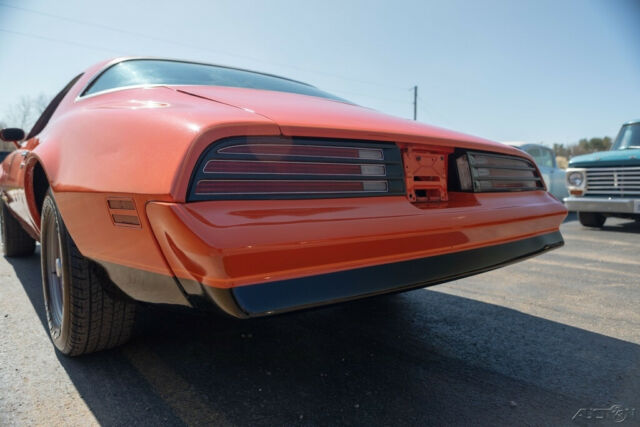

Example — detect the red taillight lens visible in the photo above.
[203,160,385,176]
[218,144,383,160]
[195,180,388,195]
[188,137,404,201]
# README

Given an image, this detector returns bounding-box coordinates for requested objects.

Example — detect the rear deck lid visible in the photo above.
[174,85,520,156]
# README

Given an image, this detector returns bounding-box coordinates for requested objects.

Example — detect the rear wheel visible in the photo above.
[578,211,606,228]
[1,199,36,257]
[41,191,136,356]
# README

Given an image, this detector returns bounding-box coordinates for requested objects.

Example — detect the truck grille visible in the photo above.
[585,166,640,196]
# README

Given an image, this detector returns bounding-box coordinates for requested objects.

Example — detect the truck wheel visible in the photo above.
[40,191,136,356]
[578,212,606,228]
[0,198,36,257]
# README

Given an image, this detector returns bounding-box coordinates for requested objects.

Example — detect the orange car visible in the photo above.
[0,58,567,356]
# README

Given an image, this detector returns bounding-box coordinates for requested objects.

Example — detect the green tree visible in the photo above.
[565,136,612,158]
[0,94,50,151]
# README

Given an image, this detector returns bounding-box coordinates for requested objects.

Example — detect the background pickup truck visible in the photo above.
[564,119,640,227]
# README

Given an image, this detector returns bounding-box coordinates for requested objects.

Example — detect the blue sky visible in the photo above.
[0,0,638,145]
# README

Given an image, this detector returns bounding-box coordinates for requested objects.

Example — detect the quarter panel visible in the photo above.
[36,87,278,196]
[29,86,280,260]
[53,191,174,275]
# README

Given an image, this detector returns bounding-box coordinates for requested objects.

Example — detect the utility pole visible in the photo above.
[413,85,418,121]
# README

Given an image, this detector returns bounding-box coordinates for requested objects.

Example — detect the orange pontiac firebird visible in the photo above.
[0,58,567,356]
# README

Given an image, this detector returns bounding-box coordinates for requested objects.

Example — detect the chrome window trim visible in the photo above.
[75,83,219,101]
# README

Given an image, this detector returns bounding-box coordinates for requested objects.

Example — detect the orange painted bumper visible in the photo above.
[146,191,567,290]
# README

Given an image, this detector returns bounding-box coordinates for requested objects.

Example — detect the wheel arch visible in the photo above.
[24,155,53,239]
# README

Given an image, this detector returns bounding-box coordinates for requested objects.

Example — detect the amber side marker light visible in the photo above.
[107,199,135,210]
[569,189,584,196]
[111,214,140,226]
[106,197,141,227]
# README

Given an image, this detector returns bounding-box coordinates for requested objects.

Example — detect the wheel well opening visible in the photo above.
[33,162,49,215]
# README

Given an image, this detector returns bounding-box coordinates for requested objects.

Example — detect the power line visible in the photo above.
[1,27,413,107]
[418,105,454,127]
[0,2,407,91]
[1,28,415,108]
[0,28,123,54]
[335,89,412,105]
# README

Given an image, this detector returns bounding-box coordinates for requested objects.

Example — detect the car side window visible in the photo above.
[540,148,555,168]
[526,147,553,168]
[527,147,542,165]
[26,73,83,139]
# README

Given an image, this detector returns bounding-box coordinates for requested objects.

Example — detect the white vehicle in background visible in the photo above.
[505,142,568,200]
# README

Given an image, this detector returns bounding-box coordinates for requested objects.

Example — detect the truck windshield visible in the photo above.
[611,123,640,150]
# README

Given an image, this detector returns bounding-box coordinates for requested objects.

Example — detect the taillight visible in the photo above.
[188,137,404,200]
[455,151,544,192]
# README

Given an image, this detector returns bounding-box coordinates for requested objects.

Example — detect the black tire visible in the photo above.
[1,199,36,257]
[578,211,606,228]
[40,191,136,356]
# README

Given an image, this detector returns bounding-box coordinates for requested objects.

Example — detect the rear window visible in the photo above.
[82,59,347,102]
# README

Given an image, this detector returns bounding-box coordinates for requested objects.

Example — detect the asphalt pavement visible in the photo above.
[1,213,639,426]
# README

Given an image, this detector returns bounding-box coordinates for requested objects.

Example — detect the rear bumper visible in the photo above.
[145,191,566,315]
[563,196,638,214]
[214,231,563,317]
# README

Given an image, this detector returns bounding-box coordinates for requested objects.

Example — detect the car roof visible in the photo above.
[623,119,640,126]
[503,141,528,147]
[503,141,551,150]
